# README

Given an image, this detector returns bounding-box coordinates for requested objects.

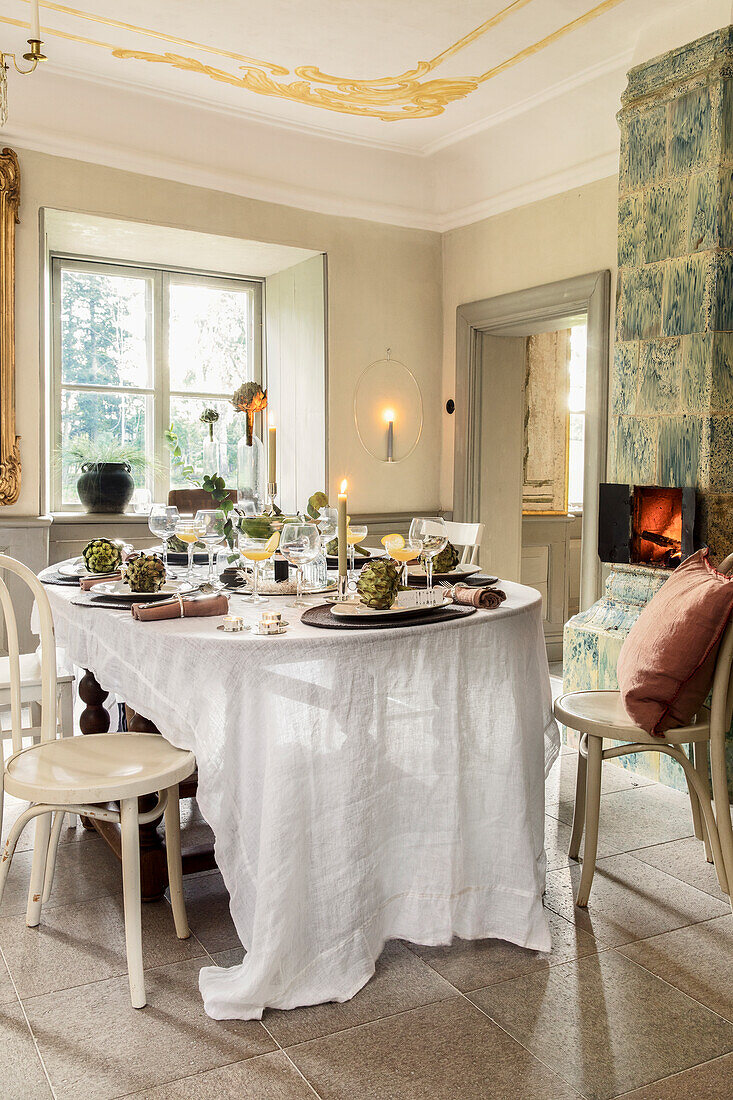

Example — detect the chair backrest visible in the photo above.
[443,521,485,565]
[0,554,57,753]
[167,488,238,515]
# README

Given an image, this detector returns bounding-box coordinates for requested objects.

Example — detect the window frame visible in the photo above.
[49,254,263,512]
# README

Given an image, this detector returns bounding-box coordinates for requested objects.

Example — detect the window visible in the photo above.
[50,257,262,510]
[567,323,587,512]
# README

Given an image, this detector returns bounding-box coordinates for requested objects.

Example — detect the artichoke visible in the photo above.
[356,559,400,610]
[82,538,123,574]
[325,538,369,557]
[168,534,206,553]
[123,553,166,593]
[429,542,460,575]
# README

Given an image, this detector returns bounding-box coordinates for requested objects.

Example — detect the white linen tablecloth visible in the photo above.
[39,574,559,1020]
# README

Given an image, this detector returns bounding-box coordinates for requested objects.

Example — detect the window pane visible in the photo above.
[168,282,250,394]
[568,412,585,512]
[568,324,587,414]
[60,389,151,506]
[60,269,151,388]
[169,396,241,488]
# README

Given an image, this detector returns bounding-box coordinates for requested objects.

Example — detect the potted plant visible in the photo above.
[62,436,149,513]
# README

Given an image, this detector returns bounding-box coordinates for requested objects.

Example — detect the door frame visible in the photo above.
[453,270,611,611]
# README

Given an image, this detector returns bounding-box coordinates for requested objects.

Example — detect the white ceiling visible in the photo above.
[2,0,731,229]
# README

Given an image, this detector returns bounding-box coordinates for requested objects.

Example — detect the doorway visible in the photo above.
[452,272,611,642]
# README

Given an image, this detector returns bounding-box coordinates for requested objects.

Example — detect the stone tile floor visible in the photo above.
[0,752,731,1100]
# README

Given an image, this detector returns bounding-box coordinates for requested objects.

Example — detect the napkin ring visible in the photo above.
[176,592,185,618]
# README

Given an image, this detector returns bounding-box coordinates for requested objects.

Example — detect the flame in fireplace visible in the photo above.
[631,487,683,568]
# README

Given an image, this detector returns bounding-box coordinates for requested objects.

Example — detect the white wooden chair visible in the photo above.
[443,521,485,565]
[0,554,196,1008]
[554,551,733,910]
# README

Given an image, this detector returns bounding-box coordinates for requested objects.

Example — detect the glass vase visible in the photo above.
[236,411,266,512]
[203,437,227,479]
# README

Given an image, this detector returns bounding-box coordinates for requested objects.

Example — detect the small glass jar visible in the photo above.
[302,551,328,591]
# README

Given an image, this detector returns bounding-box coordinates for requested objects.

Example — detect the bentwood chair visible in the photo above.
[442,521,485,565]
[554,552,733,910]
[0,554,196,1008]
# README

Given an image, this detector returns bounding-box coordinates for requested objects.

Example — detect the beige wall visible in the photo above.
[440,176,619,507]
[9,146,443,518]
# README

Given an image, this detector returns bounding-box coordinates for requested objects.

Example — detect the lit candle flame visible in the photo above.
[340,478,348,494]
[383,408,395,423]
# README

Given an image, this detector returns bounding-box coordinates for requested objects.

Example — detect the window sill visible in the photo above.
[51,512,153,524]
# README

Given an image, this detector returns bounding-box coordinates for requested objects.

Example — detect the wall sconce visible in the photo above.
[354,350,423,464]
[0,0,47,127]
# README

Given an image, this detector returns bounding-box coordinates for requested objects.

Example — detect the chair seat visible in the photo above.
[0,650,74,690]
[4,732,196,804]
[554,690,710,745]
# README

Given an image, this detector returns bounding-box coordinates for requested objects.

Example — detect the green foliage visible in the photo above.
[199,407,220,441]
[164,425,198,486]
[202,473,236,547]
[306,491,328,519]
[63,435,148,472]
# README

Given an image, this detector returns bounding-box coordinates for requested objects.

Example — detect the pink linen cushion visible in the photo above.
[616,549,733,736]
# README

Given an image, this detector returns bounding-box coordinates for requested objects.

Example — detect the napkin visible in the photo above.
[79,572,121,591]
[453,584,507,610]
[131,592,228,622]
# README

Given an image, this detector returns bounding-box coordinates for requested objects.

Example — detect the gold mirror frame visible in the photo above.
[0,148,20,505]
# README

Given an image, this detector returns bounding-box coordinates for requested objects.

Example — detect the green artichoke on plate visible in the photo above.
[82,538,123,574]
[356,559,400,610]
[325,538,369,557]
[123,553,166,593]
[428,541,460,575]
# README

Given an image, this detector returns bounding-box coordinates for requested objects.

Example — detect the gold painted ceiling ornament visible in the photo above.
[4,0,629,122]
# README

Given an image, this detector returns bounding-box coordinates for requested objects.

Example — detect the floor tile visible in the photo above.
[0,834,121,918]
[2,797,91,854]
[181,871,241,954]
[0,894,204,999]
[409,909,597,993]
[123,1050,314,1099]
[471,951,733,1100]
[544,853,729,947]
[0,1001,53,1099]
[264,940,454,1047]
[618,914,733,1022]
[545,753,651,816]
[0,948,18,1004]
[544,814,618,873]
[287,995,580,1099]
[554,783,695,853]
[629,836,729,902]
[616,1052,733,1098]
[24,957,275,1100]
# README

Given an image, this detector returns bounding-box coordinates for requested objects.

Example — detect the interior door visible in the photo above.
[477,333,526,582]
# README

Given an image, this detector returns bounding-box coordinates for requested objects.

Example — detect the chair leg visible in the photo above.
[26,811,52,927]
[568,740,587,861]
[42,811,66,903]
[59,683,77,830]
[576,735,603,908]
[120,798,146,1009]
[690,742,713,863]
[164,786,190,940]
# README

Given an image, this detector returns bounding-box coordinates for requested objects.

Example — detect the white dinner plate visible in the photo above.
[330,592,451,618]
[90,581,181,601]
[58,557,117,579]
[406,562,481,581]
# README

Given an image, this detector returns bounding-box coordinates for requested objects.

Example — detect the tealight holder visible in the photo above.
[222,614,245,632]
[254,610,288,635]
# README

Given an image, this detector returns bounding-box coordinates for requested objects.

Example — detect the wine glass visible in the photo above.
[148,504,179,578]
[194,509,227,587]
[175,518,200,587]
[238,532,278,604]
[280,522,320,608]
[409,517,448,595]
[347,524,368,586]
[384,533,421,587]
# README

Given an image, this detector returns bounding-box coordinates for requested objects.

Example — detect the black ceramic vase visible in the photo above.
[76,461,135,513]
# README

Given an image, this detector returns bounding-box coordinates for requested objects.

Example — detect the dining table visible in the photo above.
[38,562,560,1021]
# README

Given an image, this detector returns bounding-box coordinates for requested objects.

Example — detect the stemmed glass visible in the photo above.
[148,504,179,578]
[195,509,227,588]
[175,518,200,587]
[347,524,368,587]
[409,517,448,596]
[384,534,421,587]
[280,522,321,608]
[238,532,278,604]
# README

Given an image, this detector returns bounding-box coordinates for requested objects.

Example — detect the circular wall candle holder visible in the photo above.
[353,352,423,464]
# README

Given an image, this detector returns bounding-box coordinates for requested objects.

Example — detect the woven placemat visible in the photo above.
[39,570,80,587]
[301,602,477,630]
[70,594,133,611]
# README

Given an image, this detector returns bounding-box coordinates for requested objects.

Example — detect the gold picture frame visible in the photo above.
[0,148,20,506]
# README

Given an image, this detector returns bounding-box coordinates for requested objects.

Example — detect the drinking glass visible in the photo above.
[238,533,278,604]
[409,517,448,595]
[280,522,320,608]
[175,518,200,587]
[195,509,227,587]
[148,505,179,578]
[347,524,368,586]
[384,534,421,587]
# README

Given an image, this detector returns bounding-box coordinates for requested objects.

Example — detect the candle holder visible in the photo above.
[265,482,278,515]
[337,574,349,601]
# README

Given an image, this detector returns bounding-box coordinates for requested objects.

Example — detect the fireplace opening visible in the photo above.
[598,483,695,568]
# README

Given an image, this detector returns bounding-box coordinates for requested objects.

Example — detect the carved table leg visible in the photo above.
[127,709,169,902]
[78,670,110,828]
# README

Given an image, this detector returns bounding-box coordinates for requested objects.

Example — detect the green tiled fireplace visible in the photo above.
[564,27,733,797]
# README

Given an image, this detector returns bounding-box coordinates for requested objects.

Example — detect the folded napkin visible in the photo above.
[79,572,121,591]
[131,592,228,622]
[453,584,507,609]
